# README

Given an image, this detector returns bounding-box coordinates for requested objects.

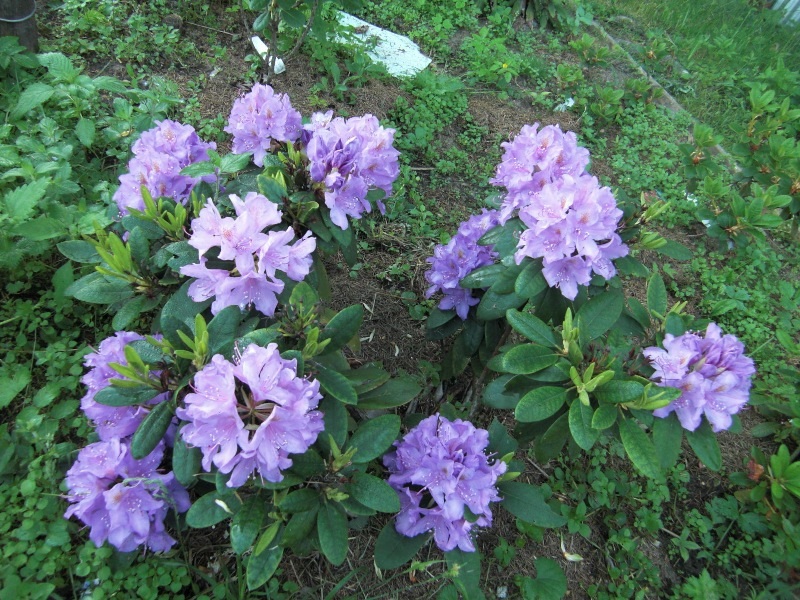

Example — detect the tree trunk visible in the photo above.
[0,0,38,53]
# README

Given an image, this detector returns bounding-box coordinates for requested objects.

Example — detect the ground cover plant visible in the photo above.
[2,0,800,598]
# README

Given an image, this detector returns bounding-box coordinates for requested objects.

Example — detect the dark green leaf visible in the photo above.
[342,364,390,395]
[514,259,547,299]
[520,557,567,600]
[506,309,559,348]
[533,413,569,462]
[160,281,210,348]
[318,502,348,566]
[94,384,160,407]
[58,240,100,263]
[569,400,598,451]
[591,404,618,430]
[314,362,358,405]
[482,375,521,410]
[655,240,692,261]
[346,414,400,463]
[172,430,202,487]
[347,472,400,513]
[426,307,457,329]
[131,400,174,459]
[576,288,624,343]
[279,488,319,513]
[498,344,559,375]
[686,420,722,471]
[476,288,526,321]
[186,491,238,528]
[461,263,506,289]
[516,387,568,422]
[246,537,283,590]
[220,152,252,173]
[281,508,318,548]
[487,418,518,456]
[653,414,683,470]
[594,380,645,404]
[647,272,667,317]
[619,417,663,481]
[180,161,217,178]
[374,522,429,569]
[357,375,421,410]
[231,497,267,554]
[318,396,347,454]
[446,549,484,600]
[66,272,134,304]
[498,482,566,528]
[207,305,242,357]
[319,305,363,355]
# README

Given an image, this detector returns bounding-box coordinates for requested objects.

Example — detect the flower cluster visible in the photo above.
[306,113,400,230]
[491,123,589,223]
[113,120,216,216]
[492,124,628,300]
[424,209,501,319]
[181,192,315,316]
[224,84,302,167]
[64,439,190,553]
[644,323,756,432]
[177,343,324,487]
[81,331,169,442]
[383,414,507,552]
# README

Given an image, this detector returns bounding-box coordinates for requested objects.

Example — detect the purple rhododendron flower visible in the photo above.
[81,332,169,441]
[177,343,324,487]
[306,113,400,229]
[384,414,507,552]
[181,193,315,315]
[424,209,500,319]
[491,123,590,223]
[113,120,216,216]
[224,84,302,167]
[514,174,628,300]
[644,323,756,432]
[64,439,190,553]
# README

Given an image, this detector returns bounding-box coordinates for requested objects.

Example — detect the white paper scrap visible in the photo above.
[336,12,431,78]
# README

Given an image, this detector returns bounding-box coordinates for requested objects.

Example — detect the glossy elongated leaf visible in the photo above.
[653,414,683,470]
[647,272,667,317]
[66,272,134,304]
[460,263,506,289]
[186,491,239,528]
[628,298,651,330]
[231,497,267,554]
[487,418,518,456]
[506,309,559,348]
[246,536,283,590]
[476,288,526,321]
[318,396,347,454]
[207,305,242,357]
[319,305,363,355]
[314,362,357,405]
[569,400,598,451]
[346,414,401,463]
[594,380,645,404]
[318,502,348,566]
[281,507,318,548]
[347,472,400,513]
[479,218,525,257]
[619,417,663,481]
[514,259,548,299]
[498,482,566,528]
[533,413,570,462]
[343,364,390,395]
[279,488,319,513]
[489,261,525,295]
[426,307,457,329]
[374,523,429,569]
[516,387,568,422]
[94,385,160,407]
[497,344,559,375]
[576,288,624,343]
[357,375,421,410]
[219,152,252,174]
[131,400,174,459]
[58,240,100,263]
[686,420,722,471]
[172,430,202,487]
[591,404,618,430]
[160,281,210,348]
[482,375,521,409]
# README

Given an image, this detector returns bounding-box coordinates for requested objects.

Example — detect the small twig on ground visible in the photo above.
[184,20,236,36]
